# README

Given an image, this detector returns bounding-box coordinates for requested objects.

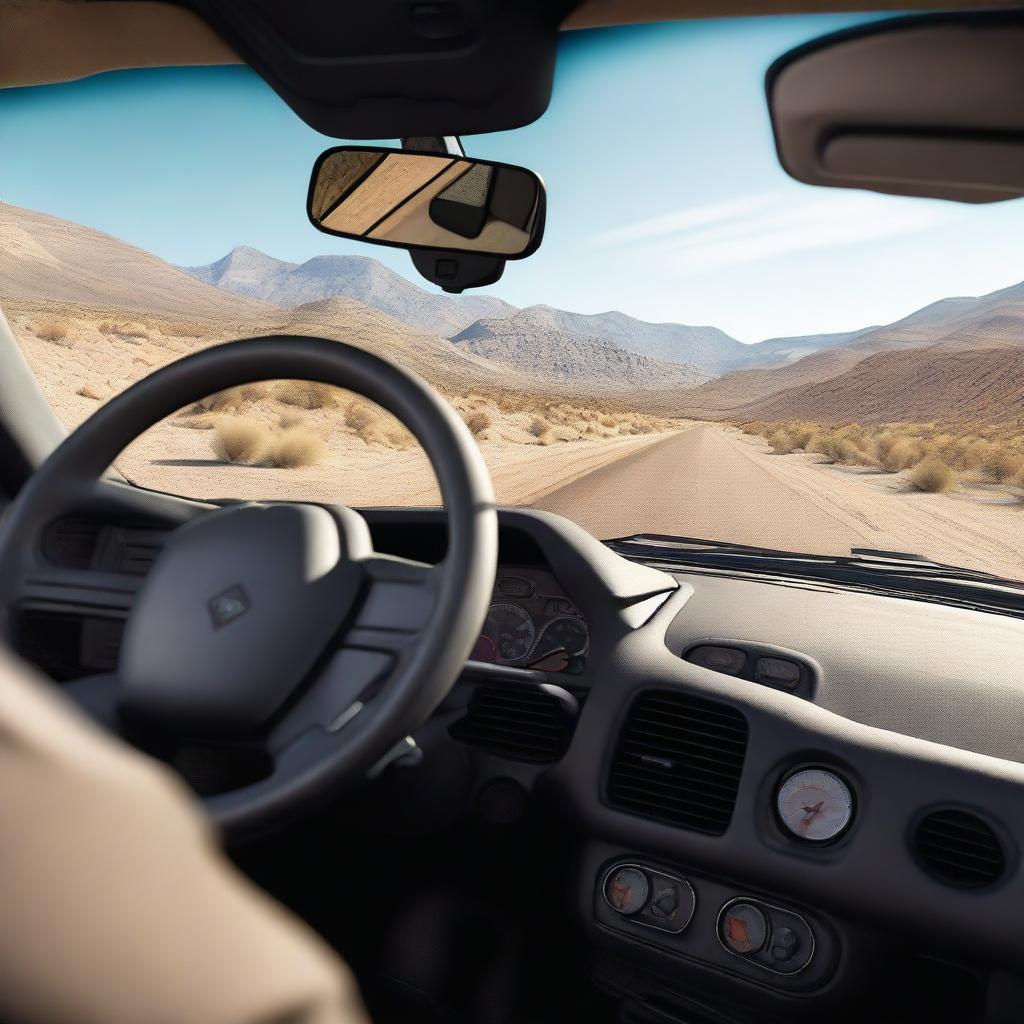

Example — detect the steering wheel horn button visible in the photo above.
[208,585,251,628]
[119,503,364,735]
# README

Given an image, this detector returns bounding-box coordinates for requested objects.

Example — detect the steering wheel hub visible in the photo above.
[119,503,365,736]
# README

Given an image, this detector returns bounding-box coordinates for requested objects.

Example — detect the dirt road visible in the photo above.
[534,423,1024,579]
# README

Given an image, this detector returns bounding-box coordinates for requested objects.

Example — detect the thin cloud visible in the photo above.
[593,191,958,277]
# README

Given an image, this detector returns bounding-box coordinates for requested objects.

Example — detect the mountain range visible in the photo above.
[181,245,882,376]
[184,246,515,337]
[6,201,1024,424]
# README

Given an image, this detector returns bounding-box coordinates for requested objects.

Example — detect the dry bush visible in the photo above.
[599,414,618,429]
[76,383,106,401]
[767,430,796,454]
[36,319,69,343]
[878,437,923,473]
[909,457,958,493]
[465,410,493,435]
[530,415,552,438]
[98,319,149,339]
[981,450,1024,483]
[211,417,270,465]
[176,412,218,430]
[267,427,326,468]
[345,402,377,431]
[277,380,337,409]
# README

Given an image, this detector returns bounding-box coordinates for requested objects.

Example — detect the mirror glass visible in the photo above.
[308,147,544,258]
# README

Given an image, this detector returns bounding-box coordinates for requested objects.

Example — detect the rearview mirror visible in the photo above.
[308,146,545,258]
[768,11,1024,203]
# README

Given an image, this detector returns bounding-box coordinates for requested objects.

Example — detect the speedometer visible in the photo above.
[776,767,854,842]
[483,603,536,664]
[534,616,589,659]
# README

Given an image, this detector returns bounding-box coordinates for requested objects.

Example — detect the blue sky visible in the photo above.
[3,14,1024,343]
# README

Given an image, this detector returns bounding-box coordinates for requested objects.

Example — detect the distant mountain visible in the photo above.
[0,203,274,318]
[183,246,515,336]
[452,310,707,391]
[744,326,878,367]
[513,304,748,374]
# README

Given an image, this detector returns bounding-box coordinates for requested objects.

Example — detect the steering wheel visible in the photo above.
[0,336,498,839]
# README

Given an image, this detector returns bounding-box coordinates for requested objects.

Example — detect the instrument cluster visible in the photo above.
[469,566,590,673]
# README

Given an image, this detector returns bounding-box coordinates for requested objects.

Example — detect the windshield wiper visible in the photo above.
[605,533,1024,618]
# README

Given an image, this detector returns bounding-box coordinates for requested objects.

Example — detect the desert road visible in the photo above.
[534,423,1024,579]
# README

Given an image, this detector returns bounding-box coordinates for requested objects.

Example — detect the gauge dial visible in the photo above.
[776,768,853,842]
[534,616,589,659]
[483,603,536,664]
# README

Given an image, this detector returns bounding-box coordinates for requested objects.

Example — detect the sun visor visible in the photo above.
[767,11,1024,204]
[183,0,580,138]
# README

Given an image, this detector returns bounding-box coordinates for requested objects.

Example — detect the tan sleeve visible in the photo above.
[0,647,371,1024]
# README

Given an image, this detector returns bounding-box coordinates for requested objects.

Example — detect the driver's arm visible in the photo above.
[0,647,370,1024]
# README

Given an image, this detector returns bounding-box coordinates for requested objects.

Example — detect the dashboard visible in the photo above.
[12,496,1024,1021]
[472,567,589,671]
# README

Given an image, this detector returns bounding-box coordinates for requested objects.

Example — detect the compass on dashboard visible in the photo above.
[776,767,854,842]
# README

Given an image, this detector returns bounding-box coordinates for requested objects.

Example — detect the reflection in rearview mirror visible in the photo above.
[308,146,545,259]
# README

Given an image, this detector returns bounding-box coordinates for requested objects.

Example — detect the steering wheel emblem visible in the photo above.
[208,585,250,628]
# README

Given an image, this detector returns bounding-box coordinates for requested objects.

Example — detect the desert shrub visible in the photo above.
[98,319,149,339]
[176,412,218,430]
[211,417,269,465]
[36,319,69,343]
[277,380,336,409]
[878,437,923,472]
[530,415,552,437]
[962,439,997,469]
[909,457,958,493]
[767,430,796,454]
[789,428,814,450]
[345,402,377,431]
[267,426,326,468]
[465,410,493,435]
[981,450,1024,483]
[809,432,846,463]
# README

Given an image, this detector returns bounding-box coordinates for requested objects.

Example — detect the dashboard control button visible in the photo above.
[650,887,679,918]
[754,656,801,689]
[687,645,747,676]
[770,926,799,961]
[604,867,649,915]
[720,902,767,955]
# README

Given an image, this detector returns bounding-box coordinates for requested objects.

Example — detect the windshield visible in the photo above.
[2,16,1024,585]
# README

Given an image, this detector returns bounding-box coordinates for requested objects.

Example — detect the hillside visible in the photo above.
[742,344,1024,424]
[451,310,707,391]
[0,203,275,319]
[674,347,866,418]
[184,246,515,336]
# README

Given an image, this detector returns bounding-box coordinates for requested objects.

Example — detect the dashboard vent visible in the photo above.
[913,809,1005,888]
[449,683,577,763]
[41,518,166,576]
[607,690,748,836]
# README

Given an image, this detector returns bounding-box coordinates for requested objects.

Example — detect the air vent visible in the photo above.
[607,690,748,836]
[913,809,1005,888]
[449,683,578,763]
[41,518,166,576]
